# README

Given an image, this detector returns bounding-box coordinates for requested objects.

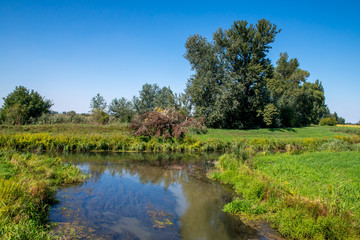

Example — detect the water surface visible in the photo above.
[50,153,281,240]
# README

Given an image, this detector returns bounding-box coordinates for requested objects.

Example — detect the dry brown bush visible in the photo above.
[130,108,206,139]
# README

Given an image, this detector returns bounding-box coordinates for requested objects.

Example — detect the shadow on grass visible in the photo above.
[269,128,296,133]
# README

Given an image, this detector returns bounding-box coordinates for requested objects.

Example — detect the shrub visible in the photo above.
[130,108,206,139]
[92,109,110,125]
[319,117,337,126]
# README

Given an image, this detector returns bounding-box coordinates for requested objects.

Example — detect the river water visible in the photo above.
[49,153,283,240]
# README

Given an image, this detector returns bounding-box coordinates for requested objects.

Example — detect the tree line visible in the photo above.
[0,19,351,127]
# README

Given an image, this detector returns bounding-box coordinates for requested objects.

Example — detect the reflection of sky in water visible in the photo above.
[168,185,187,217]
[50,155,272,240]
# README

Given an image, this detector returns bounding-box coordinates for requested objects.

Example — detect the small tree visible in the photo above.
[108,97,134,122]
[90,93,107,111]
[0,86,53,125]
[90,93,109,124]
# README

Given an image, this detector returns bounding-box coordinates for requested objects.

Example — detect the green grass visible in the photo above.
[0,124,353,140]
[255,152,360,205]
[193,126,352,142]
[210,152,360,239]
[0,151,86,239]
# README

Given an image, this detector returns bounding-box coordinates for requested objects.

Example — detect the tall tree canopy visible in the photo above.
[185,19,280,128]
[267,53,327,127]
[0,86,53,124]
[185,19,327,128]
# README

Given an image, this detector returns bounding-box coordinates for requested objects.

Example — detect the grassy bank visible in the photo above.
[0,151,85,239]
[0,125,359,153]
[210,152,360,239]
[1,123,360,239]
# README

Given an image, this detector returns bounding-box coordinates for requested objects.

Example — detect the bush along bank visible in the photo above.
[0,151,86,239]
[0,132,359,153]
[210,152,360,239]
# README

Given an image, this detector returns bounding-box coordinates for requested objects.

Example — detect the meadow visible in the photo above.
[0,123,359,239]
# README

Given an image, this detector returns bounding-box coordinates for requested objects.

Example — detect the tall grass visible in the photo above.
[0,132,359,153]
[0,152,86,239]
[0,131,359,155]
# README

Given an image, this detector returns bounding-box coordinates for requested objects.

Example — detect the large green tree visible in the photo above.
[0,86,53,125]
[267,53,327,127]
[185,19,280,128]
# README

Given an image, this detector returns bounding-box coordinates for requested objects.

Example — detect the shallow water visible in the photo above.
[50,153,282,240]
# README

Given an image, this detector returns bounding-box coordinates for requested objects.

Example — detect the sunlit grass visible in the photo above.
[210,152,360,239]
[193,126,352,142]
[0,152,86,239]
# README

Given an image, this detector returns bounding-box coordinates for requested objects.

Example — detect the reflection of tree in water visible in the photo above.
[56,152,259,239]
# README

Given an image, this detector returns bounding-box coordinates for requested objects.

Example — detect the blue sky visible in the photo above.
[0,0,359,123]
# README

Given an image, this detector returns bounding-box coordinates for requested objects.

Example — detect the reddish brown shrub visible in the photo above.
[130,108,206,139]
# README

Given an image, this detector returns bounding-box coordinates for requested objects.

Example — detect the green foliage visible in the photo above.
[262,103,279,127]
[0,152,85,239]
[185,19,280,128]
[223,199,266,214]
[108,97,134,122]
[267,53,327,127]
[91,108,110,125]
[90,93,107,111]
[319,117,338,126]
[133,84,177,115]
[185,20,328,129]
[0,86,53,125]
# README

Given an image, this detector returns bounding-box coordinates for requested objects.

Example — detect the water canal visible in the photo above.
[50,153,283,240]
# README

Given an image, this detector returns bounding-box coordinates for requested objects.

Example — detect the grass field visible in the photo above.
[210,151,360,239]
[194,126,353,141]
[0,124,354,140]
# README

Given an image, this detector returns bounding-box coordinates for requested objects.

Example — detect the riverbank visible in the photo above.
[0,125,358,153]
[210,151,360,239]
[0,151,86,239]
[1,124,360,239]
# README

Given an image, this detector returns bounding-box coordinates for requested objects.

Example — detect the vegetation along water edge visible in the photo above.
[0,151,86,239]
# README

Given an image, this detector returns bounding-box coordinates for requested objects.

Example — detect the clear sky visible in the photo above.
[1,0,359,123]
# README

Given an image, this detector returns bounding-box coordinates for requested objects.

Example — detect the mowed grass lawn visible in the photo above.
[0,124,354,142]
[193,126,352,141]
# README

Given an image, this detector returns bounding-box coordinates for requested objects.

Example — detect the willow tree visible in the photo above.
[185,19,280,128]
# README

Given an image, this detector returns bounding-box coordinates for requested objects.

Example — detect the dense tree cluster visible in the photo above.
[0,86,52,124]
[185,19,327,128]
[85,84,192,124]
